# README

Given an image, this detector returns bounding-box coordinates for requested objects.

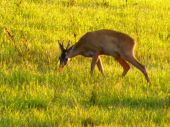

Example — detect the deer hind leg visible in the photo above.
[115,57,130,77]
[96,56,104,75]
[122,53,150,82]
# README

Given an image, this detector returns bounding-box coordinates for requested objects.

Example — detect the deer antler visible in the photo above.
[58,40,65,51]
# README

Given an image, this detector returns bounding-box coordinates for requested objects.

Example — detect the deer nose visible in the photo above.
[59,64,64,68]
[58,64,64,72]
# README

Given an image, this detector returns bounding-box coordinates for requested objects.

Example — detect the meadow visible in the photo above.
[0,0,169,126]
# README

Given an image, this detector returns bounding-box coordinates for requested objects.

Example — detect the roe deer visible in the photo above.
[58,29,150,82]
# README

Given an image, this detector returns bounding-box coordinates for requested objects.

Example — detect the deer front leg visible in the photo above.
[91,53,99,74]
[96,56,104,75]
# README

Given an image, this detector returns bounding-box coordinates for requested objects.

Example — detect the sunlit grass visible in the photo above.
[0,0,169,126]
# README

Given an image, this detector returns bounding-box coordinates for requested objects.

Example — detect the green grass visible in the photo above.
[0,0,170,126]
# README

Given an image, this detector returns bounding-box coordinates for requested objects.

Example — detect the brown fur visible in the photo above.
[65,29,150,82]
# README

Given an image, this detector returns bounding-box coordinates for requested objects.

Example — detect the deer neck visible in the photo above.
[67,45,79,58]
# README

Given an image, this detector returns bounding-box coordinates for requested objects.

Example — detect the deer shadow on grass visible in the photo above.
[81,95,169,127]
[87,95,169,110]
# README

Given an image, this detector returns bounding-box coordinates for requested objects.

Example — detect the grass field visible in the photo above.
[0,0,170,126]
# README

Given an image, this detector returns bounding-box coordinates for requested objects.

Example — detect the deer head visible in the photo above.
[58,41,70,68]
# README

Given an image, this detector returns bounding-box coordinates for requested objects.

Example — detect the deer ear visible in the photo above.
[58,41,65,51]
